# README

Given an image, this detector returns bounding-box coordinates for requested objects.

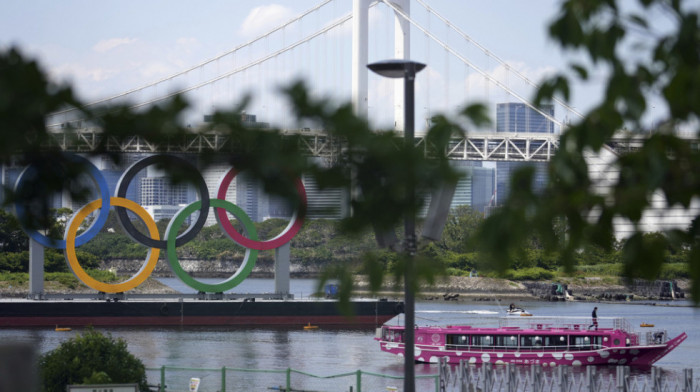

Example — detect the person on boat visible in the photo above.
[589,307,598,330]
[509,303,515,311]
[653,331,665,344]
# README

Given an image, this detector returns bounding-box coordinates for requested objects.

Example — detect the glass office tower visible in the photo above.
[494,102,554,205]
[496,102,555,134]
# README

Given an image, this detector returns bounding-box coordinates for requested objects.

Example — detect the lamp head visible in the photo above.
[367,59,426,78]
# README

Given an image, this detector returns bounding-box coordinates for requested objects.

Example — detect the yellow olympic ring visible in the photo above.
[65,197,160,293]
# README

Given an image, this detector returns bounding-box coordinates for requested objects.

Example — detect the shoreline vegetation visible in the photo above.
[0,270,690,304]
[0,210,693,303]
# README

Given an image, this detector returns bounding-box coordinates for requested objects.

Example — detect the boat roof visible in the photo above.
[383,316,634,335]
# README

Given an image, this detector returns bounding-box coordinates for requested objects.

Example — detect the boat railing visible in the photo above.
[644,329,669,345]
[498,316,629,332]
[613,317,633,332]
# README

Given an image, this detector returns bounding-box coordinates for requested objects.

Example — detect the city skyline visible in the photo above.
[0,92,558,225]
[0,146,502,226]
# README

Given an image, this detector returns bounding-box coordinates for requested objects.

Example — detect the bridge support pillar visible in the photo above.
[352,0,370,117]
[353,0,411,125]
[391,0,411,131]
[29,239,44,299]
[274,242,291,297]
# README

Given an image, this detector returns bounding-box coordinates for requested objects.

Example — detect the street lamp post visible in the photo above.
[367,59,425,392]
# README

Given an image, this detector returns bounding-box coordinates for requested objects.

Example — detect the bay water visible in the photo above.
[2,278,698,391]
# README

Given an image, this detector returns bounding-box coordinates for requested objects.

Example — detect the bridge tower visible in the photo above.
[353,0,410,131]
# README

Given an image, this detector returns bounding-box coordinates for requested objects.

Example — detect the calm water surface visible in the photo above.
[2,278,698,391]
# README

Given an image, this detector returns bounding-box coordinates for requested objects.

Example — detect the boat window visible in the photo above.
[472,335,494,346]
[569,335,601,349]
[494,335,518,347]
[385,330,404,343]
[446,334,469,349]
[570,336,588,349]
[544,335,568,347]
[395,331,404,342]
[520,335,543,347]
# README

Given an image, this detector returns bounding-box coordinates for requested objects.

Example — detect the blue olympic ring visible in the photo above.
[14,153,111,248]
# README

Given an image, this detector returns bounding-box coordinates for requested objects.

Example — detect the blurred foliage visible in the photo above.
[439,205,485,253]
[475,0,700,302]
[0,209,27,252]
[39,327,149,392]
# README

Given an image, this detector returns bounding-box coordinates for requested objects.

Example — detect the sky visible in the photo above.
[0,0,613,131]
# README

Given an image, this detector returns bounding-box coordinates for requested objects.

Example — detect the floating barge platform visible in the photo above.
[0,295,403,328]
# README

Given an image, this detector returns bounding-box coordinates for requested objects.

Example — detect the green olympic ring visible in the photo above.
[165,198,258,293]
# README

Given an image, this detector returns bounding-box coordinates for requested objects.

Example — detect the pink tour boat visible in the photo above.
[376,316,686,367]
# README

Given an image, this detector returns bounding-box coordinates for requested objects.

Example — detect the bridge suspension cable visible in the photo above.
[50,0,335,117]
[414,0,584,122]
[125,13,353,111]
[48,4,359,129]
[380,0,564,129]
[50,0,574,132]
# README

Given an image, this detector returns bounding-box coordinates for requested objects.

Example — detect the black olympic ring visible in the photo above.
[115,155,210,248]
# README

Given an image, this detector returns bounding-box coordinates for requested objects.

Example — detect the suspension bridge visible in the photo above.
[43,0,571,161]
[31,0,700,236]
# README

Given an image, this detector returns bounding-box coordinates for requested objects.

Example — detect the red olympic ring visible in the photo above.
[216,168,306,250]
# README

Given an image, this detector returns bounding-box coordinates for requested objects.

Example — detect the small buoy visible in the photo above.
[55,326,72,331]
[640,323,654,328]
[303,322,318,330]
[520,313,533,317]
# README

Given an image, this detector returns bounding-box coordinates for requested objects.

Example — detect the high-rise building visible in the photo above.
[233,172,264,222]
[417,161,495,216]
[495,161,548,206]
[493,103,554,205]
[302,173,349,220]
[496,102,556,134]
[201,162,237,226]
[470,166,496,213]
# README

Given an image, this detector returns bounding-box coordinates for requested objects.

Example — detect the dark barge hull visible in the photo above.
[0,299,403,328]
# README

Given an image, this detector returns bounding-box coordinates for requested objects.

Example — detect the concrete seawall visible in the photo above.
[98,260,689,301]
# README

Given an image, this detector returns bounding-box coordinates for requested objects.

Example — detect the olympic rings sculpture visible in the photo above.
[14,153,307,294]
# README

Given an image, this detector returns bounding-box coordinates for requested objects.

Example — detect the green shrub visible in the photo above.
[445,267,465,276]
[85,269,119,282]
[0,251,28,272]
[44,270,118,290]
[504,267,555,281]
[0,271,28,285]
[39,328,148,392]
[659,263,689,279]
[45,273,79,289]
[571,263,624,277]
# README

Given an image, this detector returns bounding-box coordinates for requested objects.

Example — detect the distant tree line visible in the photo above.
[0,206,690,281]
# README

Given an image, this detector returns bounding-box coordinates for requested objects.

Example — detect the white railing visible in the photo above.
[438,361,699,392]
[499,316,622,332]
